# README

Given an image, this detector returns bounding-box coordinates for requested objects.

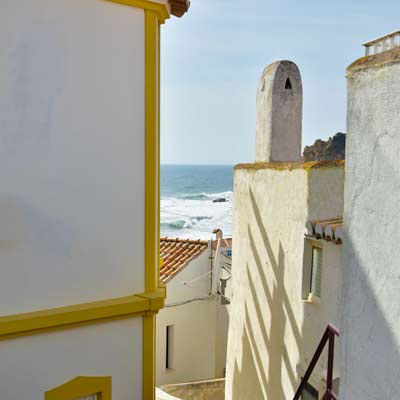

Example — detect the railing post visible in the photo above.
[326,330,335,399]
[292,324,339,400]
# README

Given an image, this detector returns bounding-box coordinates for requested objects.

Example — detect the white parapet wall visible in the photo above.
[341,47,400,398]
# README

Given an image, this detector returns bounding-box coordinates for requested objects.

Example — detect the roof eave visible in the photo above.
[169,0,190,17]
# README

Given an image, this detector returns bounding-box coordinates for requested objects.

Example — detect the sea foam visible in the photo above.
[160,191,233,240]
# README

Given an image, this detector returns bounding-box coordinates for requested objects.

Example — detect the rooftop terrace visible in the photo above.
[363,29,400,56]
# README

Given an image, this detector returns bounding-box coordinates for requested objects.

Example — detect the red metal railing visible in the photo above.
[293,324,340,400]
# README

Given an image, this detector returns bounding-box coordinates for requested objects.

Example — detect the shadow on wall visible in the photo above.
[338,141,400,398]
[339,238,400,398]
[231,187,301,399]
[235,153,400,399]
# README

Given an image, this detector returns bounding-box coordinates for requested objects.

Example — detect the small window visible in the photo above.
[310,246,322,298]
[166,325,175,370]
[301,382,318,400]
[302,240,323,302]
[285,78,292,90]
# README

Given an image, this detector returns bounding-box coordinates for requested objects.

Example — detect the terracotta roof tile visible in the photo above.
[305,218,344,244]
[169,0,190,17]
[160,237,208,283]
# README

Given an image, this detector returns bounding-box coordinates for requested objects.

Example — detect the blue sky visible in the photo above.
[161,0,400,165]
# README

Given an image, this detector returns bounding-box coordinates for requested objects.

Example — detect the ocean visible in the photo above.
[161,165,233,240]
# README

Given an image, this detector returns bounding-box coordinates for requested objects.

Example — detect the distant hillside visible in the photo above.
[303,132,346,161]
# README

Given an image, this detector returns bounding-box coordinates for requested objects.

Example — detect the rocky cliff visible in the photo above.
[302,132,346,161]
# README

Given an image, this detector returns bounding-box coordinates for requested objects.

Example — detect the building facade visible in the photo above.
[341,34,400,399]
[0,1,188,399]
[157,236,231,386]
[225,61,344,399]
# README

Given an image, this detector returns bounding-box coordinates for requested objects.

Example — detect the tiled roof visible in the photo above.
[305,218,344,244]
[160,237,208,282]
[169,0,190,17]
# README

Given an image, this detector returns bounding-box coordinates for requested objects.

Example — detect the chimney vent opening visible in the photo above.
[285,78,292,90]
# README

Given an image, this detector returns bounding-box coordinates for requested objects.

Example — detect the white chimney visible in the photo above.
[255,60,303,162]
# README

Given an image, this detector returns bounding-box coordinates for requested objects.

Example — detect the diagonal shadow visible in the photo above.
[249,187,302,349]
[248,234,298,392]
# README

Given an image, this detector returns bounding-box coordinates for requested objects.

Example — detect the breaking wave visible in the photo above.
[181,191,232,201]
[160,216,212,230]
[161,220,186,230]
[161,191,233,240]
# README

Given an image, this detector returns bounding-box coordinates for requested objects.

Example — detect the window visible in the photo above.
[310,246,322,298]
[302,240,323,302]
[166,325,175,370]
[301,382,318,400]
[285,77,292,90]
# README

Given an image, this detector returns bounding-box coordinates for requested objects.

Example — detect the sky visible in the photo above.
[160,0,400,165]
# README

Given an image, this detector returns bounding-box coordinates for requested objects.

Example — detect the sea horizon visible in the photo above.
[160,164,233,240]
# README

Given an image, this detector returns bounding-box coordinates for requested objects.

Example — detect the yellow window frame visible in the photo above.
[45,376,111,400]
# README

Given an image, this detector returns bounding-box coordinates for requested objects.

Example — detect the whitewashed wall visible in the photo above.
[157,249,230,385]
[0,0,145,315]
[225,165,344,399]
[300,240,342,392]
[0,318,143,400]
[341,53,400,399]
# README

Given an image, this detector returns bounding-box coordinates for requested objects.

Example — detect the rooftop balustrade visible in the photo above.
[363,29,400,56]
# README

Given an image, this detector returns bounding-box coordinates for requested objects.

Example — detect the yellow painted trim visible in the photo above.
[138,287,166,311]
[104,0,170,22]
[143,10,162,400]
[0,290,165,340]
[143,314,156,400]
[158,21,162,288]
[145,9,159,294]
[45,376,111,400]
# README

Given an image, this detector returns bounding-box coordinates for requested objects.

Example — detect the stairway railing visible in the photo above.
[293,324,340,400]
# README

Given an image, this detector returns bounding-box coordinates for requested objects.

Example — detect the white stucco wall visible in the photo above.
[164,249,212,305]
[341,53,400,399]
[0,318,143,400]
[225,164,344,399]
[157,248,230,385]
[215,301,230,378]
[157,298,218,386]
[0,0,146,314]
[301,240,342,392]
